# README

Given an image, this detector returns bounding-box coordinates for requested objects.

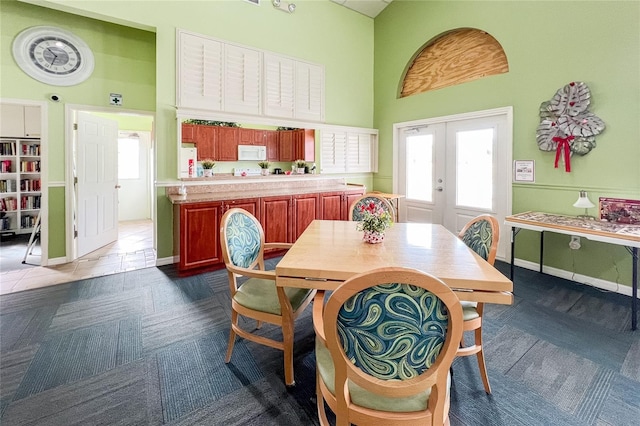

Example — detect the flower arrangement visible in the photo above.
[294,159,306,169]
[356,202,393,234]
[258,161,270,169]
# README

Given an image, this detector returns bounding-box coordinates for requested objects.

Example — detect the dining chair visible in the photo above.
[456,214,500,394]
[348,194,395,222]
[314,267,463,426]
[220,208,316,386]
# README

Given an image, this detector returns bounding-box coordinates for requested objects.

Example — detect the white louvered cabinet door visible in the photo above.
[264,53,295,119]
[295,61,324,122]
[224,45,262,115]
[320,131,347,174]
[347,133,373,173]
[178,32,223,110]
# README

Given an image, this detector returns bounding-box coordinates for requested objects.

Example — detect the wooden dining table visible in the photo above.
[275,220,513,305]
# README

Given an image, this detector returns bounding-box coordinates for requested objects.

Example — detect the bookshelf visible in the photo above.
[0,138,41,235]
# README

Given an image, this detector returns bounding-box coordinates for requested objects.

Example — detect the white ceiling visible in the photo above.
[330,0,393,18]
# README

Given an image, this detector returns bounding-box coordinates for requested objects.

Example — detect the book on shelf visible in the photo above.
[0,141,16,155]
[1,197,18,211]
[1,159,12,173]
[0,179,16,193]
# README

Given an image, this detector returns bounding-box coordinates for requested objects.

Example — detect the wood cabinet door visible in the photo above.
[261,196,292,243]
[265,130,279,161]
[295,128,315,162]
[223,198,260,219]
[181,123,197,143]
[344,189,366,220]
[278,130,295,161]
[320,192,343,220]
[239,128,265,146]
[292,193,319,241]
[195,126,217,160]
[217,127,239,161]
[179,201,223,270]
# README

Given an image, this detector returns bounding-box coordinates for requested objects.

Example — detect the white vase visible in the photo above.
[261,169,269,176]
[297,168,305,174]
[363,230,385,244]
[203,169,213,177]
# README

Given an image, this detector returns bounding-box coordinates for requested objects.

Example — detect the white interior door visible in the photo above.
[76,112,118,257]
[397,111,511,260]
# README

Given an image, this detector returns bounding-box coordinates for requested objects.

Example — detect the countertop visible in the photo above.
[167,183,365,205]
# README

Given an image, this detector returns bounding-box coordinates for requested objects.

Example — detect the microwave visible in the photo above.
[238,145,267,161]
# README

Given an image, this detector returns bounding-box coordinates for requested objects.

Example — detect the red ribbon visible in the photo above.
[553,135,574,172]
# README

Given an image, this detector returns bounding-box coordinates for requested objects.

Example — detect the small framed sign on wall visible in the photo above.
[513,160,535,183]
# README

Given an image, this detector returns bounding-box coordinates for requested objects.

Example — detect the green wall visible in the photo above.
[374,1,640,287]
[1,0,374,260]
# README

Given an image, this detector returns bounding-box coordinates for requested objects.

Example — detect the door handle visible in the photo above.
[436,187,443,192]
[115,185,121,189]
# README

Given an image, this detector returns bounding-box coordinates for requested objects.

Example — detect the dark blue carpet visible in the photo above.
[0,260,638,425]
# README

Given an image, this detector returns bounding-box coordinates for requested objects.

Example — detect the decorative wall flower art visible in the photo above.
[536,81,605,172]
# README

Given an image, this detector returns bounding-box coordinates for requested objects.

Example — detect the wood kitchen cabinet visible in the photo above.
[261,195,292,243]
[222,197,260,218]
[195,125,217,160]
[265,130,279,161]
[278,130,296,162]
[292,193,320,241]
[319,189,365,221]
[216,126,239,161]
[181,123,197,143]
[238,128,267,146]
[295,129,315,162]
[176,201,223,270]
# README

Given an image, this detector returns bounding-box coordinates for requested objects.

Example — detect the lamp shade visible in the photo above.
[573,190,595,209]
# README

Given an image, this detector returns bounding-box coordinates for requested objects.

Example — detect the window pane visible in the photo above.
[456,129,493,209]
[406,134,432,202]
[118,138,139,179]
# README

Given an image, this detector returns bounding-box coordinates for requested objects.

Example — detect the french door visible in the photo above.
[396,109,511,260]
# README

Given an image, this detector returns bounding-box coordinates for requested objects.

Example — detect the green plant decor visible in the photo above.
[184,120,240,127]
[201,159,216,169]
[258,161,270,169]
[294,159,306,168]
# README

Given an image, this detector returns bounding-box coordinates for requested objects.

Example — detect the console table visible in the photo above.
[505,212,640,330]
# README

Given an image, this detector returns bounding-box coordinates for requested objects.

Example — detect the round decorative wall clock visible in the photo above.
[12,26,95,86]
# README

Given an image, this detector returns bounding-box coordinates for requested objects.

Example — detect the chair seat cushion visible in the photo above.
[461,301,479,321]
[316,338,450,413]
[234,278,312,315]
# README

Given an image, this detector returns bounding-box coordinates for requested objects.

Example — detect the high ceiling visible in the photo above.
[330,0,393,18]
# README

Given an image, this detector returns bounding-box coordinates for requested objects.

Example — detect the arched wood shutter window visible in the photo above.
[400,28,508,97]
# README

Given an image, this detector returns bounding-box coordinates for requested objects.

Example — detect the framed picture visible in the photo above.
[513,160,535,183]
[599,197,640,224]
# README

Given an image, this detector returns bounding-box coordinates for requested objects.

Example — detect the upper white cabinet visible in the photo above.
[0,104,41,138]
[264,53,295,118]
[321,127,377,174]
[178,32,223,111]
[224,45,262,115]
[294,61,324,122]
[177,30,324,122]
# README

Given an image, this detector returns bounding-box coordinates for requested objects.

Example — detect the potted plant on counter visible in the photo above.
[201,159,215,177]
[258,161,270,176]
[294,159,306,174]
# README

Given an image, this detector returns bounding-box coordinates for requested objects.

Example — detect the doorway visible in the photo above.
[66,105,155,263]
[393,107,512,260]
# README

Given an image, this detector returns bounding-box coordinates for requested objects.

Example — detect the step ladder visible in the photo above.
[22,212,41,264]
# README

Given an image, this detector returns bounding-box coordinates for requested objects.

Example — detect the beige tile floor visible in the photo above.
[0,220,155,295]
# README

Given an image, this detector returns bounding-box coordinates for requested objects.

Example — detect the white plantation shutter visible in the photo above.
[295,62,324,121]
[178,32,223,110]
[347,133,372,173]
[264,53,295,118]
[321,131,347,173]
[224,45,261,115]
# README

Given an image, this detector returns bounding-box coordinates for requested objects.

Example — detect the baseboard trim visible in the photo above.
[513,258,638,298]
[155,256,178,267]
[46,257,68,266]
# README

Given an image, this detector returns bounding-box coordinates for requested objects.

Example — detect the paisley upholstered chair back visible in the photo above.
[338,283,449,380]
[458,214,499,266]
[222,209,263,269]
[349,195,395,222]
[318,267,463,425]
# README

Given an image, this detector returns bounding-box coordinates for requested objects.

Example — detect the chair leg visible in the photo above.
[474,327,491,394]
[316,370,330,426]
[226,311,238,363]
[282,320,295,386]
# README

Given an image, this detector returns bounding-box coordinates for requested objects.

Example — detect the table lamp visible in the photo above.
[573,190,595,219]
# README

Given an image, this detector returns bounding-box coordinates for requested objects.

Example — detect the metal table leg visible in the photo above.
[632,247,638,331]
